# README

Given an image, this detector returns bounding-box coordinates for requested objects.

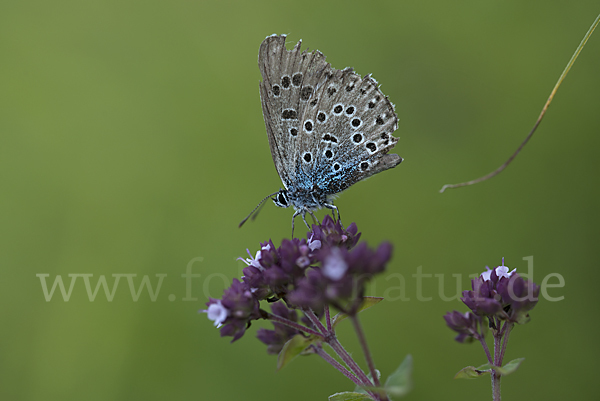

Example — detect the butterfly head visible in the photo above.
[272,189,290,209]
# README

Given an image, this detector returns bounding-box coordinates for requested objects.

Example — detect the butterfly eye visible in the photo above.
[274,192,289,207]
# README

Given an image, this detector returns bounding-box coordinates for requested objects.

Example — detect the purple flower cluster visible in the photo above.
[445,262,540,343]
[203,216,392,343]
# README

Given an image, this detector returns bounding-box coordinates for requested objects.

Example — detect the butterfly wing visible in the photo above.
[295,56,402,195]
[258,34,331,190]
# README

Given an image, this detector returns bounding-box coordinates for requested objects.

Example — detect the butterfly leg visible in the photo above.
[300,210,311,230]
[308,209,320,226]
[291,210,301,238]
[324,202,343,227]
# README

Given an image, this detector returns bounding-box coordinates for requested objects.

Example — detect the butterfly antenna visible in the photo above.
[239,191,280,228]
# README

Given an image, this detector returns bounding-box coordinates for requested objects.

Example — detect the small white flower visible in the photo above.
[204,300,229,328]
[495,264,516,279]
[480,260,516,282]
[323,248,348,281]
[307,234,322,251]
[480,267,493,281]
[238,248,263,270]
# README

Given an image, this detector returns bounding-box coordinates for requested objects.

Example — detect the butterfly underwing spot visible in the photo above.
[380,132,389,145]
[310,98,318,107]
[352,133,363,144]
[272,85,281,96]
[345,106,355,116]
[375,115,384,125]
[281,75,291,88]
[329,135,338,143]
[304,120,314,133]
[332,104,343,115]
[360,161,369,171]
[317,111,327,123]
[345,84,355,92]
[327,86,337,97]
[303,152,312,163]
[289,127,298,136]
[333,163,340,171]
[282,109,298,119]
[300,86,313,101]
[292,73,303,87]
[367,95,381,110]
[351,118,362,129]
[366,142,377,153]
[324,149,334,159]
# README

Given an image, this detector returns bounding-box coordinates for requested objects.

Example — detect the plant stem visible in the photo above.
[303,309,386,399]
[478,335,493,364]
[303,309,373,388]
[440,12,600,193]
[303,308,328,335]
[313,345,363,387]
[264,311,323,337]
[499,323,513,365]
[328,336,372,385]
[351,315,381,387]
[324,304,332,332]
[491,328,502,401]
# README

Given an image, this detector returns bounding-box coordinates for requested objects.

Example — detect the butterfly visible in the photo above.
[240,34,402,234]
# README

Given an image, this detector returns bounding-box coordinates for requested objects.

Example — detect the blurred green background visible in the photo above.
[2,0,598,400]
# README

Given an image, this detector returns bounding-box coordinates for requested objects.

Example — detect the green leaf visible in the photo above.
[332,297,384,328]
[384,354,413,397]
[495,358,525,376]
[454,363,492,379]
[328,391,374,401]
[277,335,314,370]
